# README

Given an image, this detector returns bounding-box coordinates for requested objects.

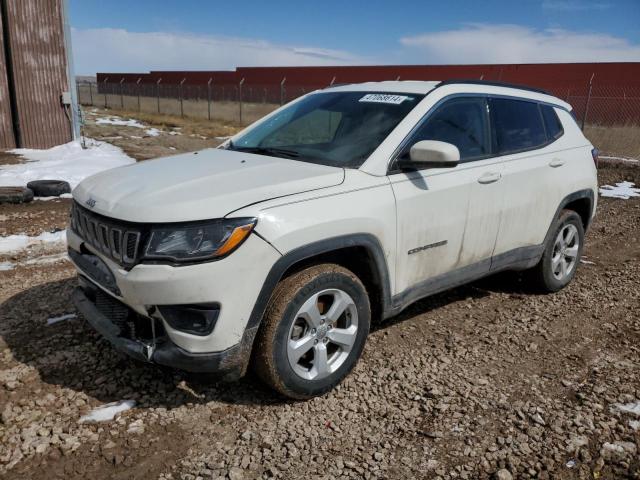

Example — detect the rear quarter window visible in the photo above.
[540,104,564,140]
[490,98,547,154]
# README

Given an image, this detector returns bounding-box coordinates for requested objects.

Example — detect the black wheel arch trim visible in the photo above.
[543,188,595,244]
[246,233,393,331]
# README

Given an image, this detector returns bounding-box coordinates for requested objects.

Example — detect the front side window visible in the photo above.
[229,92,423,168]
[399,97,490,162]
[491,98,547,154]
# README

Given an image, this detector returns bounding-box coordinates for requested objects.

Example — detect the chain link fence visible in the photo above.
[76,80,329,126]
[78,79,640,128]
[545,84,640,128]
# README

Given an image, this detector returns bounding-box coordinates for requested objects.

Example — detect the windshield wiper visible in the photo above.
[228,145,300,159]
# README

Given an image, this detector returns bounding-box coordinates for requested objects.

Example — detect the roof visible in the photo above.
[322,79,571,110]
[324,80,440,94]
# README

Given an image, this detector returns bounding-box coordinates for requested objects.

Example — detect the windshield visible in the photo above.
[228,91,423,168]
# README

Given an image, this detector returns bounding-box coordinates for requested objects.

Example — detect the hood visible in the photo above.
[73,148,345,223]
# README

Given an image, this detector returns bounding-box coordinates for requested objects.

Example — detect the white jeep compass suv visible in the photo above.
[69,80,598,399]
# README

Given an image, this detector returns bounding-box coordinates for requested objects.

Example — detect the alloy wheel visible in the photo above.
[287,288,358,380]
[551,224,579,281]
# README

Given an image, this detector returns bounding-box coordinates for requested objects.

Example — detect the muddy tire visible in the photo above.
[26,180,71,197]
[0,186,34,204]
[526,209,584,292]
[253,264,370,399]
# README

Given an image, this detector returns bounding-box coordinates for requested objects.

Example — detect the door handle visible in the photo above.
[477,172,501,184]
[549,158,565,168]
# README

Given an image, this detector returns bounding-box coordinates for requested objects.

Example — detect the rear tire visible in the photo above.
[527,209,584,292]
[253,264,370,399]
[26,180,71,197]
[0,186,34,204]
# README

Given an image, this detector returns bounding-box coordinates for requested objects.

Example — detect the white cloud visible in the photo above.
[72,24,640,74]
[542,0,611,11]
[71,28,366,75]
[400,24,640,64]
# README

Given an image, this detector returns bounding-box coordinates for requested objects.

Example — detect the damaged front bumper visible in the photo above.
[72,282,256,380]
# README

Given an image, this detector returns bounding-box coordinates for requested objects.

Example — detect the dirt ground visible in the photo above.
[0,118,639,479]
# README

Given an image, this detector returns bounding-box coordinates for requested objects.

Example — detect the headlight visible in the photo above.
[144,218,256,262]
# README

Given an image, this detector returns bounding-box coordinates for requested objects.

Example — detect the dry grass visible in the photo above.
[81,107,242,161]
[584,124,640,159]
[82,92,279,126]
[91,108,240,139]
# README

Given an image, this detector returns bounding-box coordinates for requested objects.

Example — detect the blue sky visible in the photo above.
[69,0,640,75]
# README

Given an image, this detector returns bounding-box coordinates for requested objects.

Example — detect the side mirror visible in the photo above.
[397,140,460,170]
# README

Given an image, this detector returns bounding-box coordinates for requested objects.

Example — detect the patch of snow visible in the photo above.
[0,261,14,271]
[599,155,639,164]
[0,252,68,270]
[566,459,576,468]
[95,116,164,138]
[23,252,69,266]
[79,400,136,423]
[599,181,640,200]
[2,139,134,188]
[47,313,76,325]
[95,117,145,128]
[215,136,231,140]
[169,147,176,150]
[0,230,66,255]
[580,259,595,265]
[129,135,143,139]
[34,193,73,201]
[168,131,182,136]
[630,420,640,431]
[613,401,640,416]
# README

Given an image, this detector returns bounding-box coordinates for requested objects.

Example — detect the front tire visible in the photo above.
[253,264,370,399]
[527,209,584,292]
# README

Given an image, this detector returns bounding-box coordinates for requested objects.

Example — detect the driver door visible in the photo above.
[389,96,504,296]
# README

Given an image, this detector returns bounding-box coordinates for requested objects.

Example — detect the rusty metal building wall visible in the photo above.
[2,0,72,149]
[0,5,14,148]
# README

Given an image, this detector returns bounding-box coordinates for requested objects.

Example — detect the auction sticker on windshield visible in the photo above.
[359,94,412,104]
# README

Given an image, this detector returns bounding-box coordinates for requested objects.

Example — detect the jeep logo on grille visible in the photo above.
[85,197,96,208]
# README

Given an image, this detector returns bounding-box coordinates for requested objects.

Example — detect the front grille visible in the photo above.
[71,202,144,267]
[95,290,130,333]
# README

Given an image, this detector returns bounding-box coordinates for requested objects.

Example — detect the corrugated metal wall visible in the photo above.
[0,5,14,148]
[1,0,72,149]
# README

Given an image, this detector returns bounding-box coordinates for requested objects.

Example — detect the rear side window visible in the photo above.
[491,98,547,154]
[402,97,490,162]
[540,105,564,140]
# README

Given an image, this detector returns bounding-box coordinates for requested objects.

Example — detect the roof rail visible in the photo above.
[436,79,551,96]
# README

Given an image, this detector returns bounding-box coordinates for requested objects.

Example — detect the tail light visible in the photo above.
[591,148,599,168]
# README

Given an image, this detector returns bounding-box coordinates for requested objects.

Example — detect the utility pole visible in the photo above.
[207,77,213,121]
[179,78,186,118]
[156,78,162,114]
[136,77,142,111]
[238,78,245,124]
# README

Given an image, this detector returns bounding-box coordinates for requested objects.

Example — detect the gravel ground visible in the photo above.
[0,160,638,480]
